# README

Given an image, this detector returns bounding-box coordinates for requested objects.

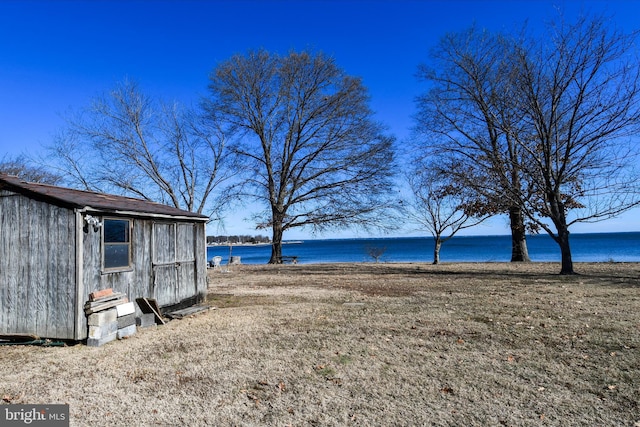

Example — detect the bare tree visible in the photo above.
[0,154,62,184]
[415,27,532,262]
[204,50,397,263]
[418,16,640,274]
[405,162,488,264]
[48,80,234,217]
[506,16,640,274]
[365,245,387,263]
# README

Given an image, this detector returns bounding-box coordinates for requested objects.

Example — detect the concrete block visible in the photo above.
[117,324,137,339]
[116,301,136,317]
[88,321,118,339]
[86,332,117,347]
[87,308,118,326]
[136,313,156,328]
[117,313,136,329]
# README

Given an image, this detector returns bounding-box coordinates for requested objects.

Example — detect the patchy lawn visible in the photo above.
[1,263,639,426]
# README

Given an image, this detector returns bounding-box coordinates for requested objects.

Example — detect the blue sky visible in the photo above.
[1,0,639,238]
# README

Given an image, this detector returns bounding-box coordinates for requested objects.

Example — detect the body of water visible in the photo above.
[207,232,640,265]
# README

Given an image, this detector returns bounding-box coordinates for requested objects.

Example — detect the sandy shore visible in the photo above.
[1,262,638,426]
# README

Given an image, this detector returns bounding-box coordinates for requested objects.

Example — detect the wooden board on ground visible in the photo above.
[136,298,166,325]
[165,305,212,319]
[0,333,40,342]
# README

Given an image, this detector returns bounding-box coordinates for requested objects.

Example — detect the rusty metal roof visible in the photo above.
[0,173,208,221]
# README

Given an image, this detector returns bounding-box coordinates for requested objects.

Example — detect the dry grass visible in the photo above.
[1,262,639,426]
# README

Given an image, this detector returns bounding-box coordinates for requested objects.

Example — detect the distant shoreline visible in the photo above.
[207,241,303,247]
[209,231,640,246]
[207,233,640,263]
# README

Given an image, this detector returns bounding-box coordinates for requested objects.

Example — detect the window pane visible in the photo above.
[104,220,129,243]
[104,244,130,269]
[103,219,131,269]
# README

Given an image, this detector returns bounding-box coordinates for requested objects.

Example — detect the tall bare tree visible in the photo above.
[417,16,640,274]
[48,80,234,217]
[205,50,397,263]
[507,16,640,274]
[415,27,533,262]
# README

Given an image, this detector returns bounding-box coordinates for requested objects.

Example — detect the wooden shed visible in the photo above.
[0,173,208,341]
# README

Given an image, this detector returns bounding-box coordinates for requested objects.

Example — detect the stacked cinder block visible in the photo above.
[87,308,118,346]
[85,288,137,347]
[136,313,156,328]
[116,301,137,339]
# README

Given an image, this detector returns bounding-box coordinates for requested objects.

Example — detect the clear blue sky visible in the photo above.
[1,0,638,238]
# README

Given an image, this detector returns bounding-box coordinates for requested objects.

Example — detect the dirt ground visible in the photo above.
[1,262,639,426]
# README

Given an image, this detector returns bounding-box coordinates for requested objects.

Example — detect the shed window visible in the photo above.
[103,219,131,270]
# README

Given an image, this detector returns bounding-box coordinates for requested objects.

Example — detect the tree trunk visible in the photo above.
[509,206,531,262]
[557,228,575,275]
[269,220,284,264]
[433,237,442,265]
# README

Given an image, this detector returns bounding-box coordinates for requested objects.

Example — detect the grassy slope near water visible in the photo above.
[1,262,639,426]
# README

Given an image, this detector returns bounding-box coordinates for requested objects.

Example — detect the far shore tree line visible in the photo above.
[2,13,640,274]
[206,235,271,245]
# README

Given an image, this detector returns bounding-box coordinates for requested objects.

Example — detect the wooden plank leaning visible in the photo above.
[136,298,166,325]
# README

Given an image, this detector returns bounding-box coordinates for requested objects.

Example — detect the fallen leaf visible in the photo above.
[607,385,617,390]
[441,386,454,394]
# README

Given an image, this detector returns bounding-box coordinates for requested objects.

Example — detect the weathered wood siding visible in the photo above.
[82,217,206,315]
[0,190,77,340]
[0,189,206,341]
[152,222,204,306]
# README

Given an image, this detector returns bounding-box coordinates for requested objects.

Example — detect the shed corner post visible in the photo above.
[74,209,87,341]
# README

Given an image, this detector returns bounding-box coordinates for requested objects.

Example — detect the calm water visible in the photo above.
[207,232,640,265]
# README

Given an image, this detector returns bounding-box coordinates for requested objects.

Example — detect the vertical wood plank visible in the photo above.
[73,210,85,340]
[47,204,62,339]
[0,190,8,333]
[82,214,100,297]
[0,190,18,334]
[47,201,60,337]
[195,223,207,296]
[176,223,196,301]
[33,200,48,337]
[6,191,20,335]
[15,193,28,334]
[176,223,195,262]
[136,220,154,298]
